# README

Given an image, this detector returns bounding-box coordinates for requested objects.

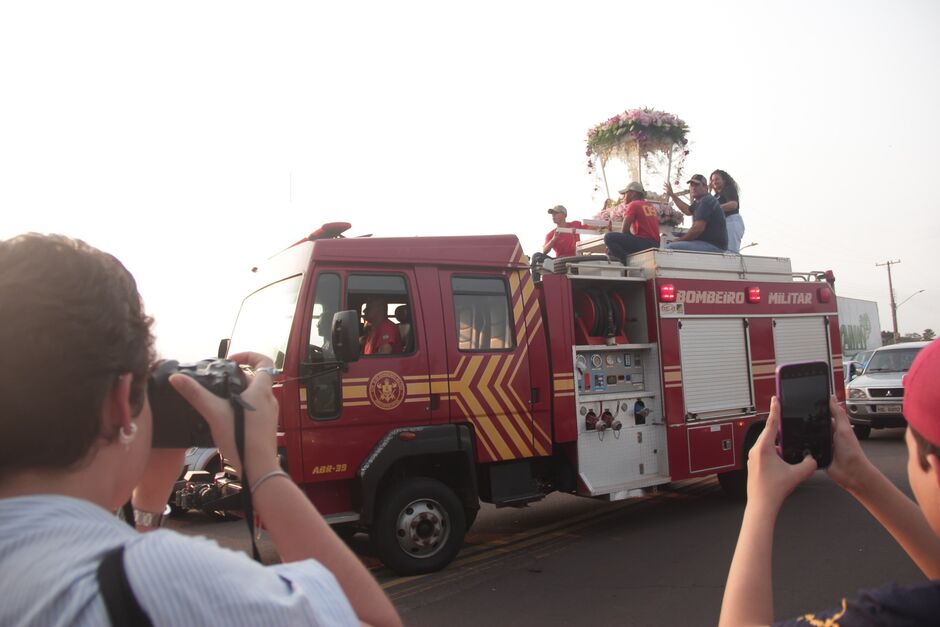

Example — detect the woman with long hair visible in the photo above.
[710,169,745,253]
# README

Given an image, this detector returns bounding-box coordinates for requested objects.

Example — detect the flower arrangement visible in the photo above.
[585,108,689,184]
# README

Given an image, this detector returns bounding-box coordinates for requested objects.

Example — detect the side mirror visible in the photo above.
[848,363,859,381]
[331,310,361,364]
[217,338,231,359]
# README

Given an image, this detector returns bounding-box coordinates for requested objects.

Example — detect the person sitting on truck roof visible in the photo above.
[718,340,940,626]
[362,297,403,355]
[542,205,583,258]
[0,234,403,627]
[710,169,744,254]
[603,182,661,264]
[664,174,727,252]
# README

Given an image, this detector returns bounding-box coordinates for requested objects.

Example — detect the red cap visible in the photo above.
[903,341,940,446]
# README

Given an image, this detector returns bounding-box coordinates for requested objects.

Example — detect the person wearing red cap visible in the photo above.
[542,205,583,258]
[720,340,940,626]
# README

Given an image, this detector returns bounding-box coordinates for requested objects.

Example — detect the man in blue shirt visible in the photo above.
[665,174,728,252]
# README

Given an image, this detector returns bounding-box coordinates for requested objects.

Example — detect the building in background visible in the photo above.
[838,296,882,360]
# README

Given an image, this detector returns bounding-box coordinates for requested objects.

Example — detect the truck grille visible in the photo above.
[868,388,904,399]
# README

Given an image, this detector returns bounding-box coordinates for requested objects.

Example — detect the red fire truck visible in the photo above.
[220,223,843,575]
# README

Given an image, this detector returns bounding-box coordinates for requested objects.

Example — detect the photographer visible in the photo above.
[0,234,402,627]
[719,342,940,626]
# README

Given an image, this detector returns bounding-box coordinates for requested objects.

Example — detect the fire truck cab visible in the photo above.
[224,225,843,574]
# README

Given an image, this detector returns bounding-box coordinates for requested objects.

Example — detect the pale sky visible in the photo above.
[2,0,938,360]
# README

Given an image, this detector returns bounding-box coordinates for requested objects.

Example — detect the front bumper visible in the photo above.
[846,401,906,429]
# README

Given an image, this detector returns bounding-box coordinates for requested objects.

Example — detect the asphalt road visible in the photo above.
[167,428,924,626]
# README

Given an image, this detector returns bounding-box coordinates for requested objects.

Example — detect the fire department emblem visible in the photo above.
[368,370,406,411]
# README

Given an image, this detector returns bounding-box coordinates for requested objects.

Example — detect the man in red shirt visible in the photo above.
[603,182,660,264]
[362,297,403,355]
[542,205,583,258]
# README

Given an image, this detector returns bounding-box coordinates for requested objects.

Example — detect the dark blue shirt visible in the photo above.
[691,194,728,250]
[774,581,940,627]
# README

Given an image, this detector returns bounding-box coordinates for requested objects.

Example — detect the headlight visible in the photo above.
[847,388,868,400]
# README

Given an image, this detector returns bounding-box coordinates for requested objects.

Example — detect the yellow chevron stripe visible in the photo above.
[345,401,372,407]
[554,372,574,378]
[752,364,777,376]
[403,374,427,381]
[430,374,449,380]
[663,372,682,383]
[520,271,534,306]
[430,380,449,394]
[477,355,533,457]
[664,383,683,389]
[495,352,538,455]
[526,315,543,345]
[508,270,520,294]
[405,397,429,403]
[554,379,574,391]
[555,391,575,397]
[452,358,513,459]
[344,377,369,383]
[454,395,498,460]
[300,388,307,402]
[752,358,776,365]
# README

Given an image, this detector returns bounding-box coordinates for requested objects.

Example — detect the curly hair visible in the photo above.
[0,234,155,475]
[710,169,739,197]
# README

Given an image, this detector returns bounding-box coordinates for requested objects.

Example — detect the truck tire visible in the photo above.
[717,425,764,500]
[853,425,871,440]
[372,477,467,575]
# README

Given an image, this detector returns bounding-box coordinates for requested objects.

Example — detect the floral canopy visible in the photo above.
[586,108,689,191]
[586,108,690,227]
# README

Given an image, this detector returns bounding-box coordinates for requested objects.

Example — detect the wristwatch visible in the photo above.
[133,508,165,529]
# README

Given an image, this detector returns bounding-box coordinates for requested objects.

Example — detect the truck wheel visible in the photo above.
[372,478,467,575]
[853,425,871,440]
[718,425,763,500]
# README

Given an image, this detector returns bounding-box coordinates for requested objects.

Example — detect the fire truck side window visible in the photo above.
[310,272,341,357]
[347,274,413,355]
[451,276,515,352]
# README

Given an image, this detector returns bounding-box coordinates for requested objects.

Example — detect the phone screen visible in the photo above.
[778,362,832,468]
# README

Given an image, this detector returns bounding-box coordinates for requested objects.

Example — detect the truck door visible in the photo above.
[438,270,545,463]
[299,269,431,502]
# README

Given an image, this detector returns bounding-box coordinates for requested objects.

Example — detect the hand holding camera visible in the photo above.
[163,352,281,485]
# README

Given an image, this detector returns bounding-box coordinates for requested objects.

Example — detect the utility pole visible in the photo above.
[876,259,901,342]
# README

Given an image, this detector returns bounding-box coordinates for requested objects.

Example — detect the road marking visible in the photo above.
[378,477,718,597]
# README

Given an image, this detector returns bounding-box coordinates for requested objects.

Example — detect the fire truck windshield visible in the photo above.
[227,274,303,367]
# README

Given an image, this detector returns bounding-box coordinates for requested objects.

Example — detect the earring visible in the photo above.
[119,422,138,448]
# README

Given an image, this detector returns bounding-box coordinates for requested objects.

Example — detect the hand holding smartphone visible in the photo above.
[775,361,833,468]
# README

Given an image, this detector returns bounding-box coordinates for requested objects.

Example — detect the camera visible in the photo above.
[149,359,248,448]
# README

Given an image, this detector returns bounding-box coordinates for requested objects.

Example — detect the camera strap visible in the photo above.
[231,392,262,563]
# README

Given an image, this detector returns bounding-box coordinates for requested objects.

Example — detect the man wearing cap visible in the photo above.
[719,340,940,626]
[542,205,583,258]
[664,174,727,252]
[603,182,661,264]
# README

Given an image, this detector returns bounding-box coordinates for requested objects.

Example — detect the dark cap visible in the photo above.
[687,174,707,186]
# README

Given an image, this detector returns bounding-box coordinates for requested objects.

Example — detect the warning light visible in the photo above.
[746,286,761,303]
[818,286,832,303]
[660,284,676,302]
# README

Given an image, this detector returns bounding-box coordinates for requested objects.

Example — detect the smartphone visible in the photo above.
[775,361,833,468]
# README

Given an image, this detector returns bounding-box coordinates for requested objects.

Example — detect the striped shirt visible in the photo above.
[0,495,358,626]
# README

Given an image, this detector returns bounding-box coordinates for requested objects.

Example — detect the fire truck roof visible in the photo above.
[309,233,529,269]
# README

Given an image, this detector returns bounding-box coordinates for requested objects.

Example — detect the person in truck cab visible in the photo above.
[665,174,728,252]
[0,234,402,627]
[542,204,583,258]
[719,340,940,626]
[362,297,403,355]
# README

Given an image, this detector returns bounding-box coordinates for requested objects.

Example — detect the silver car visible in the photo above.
[845,341,930,439]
